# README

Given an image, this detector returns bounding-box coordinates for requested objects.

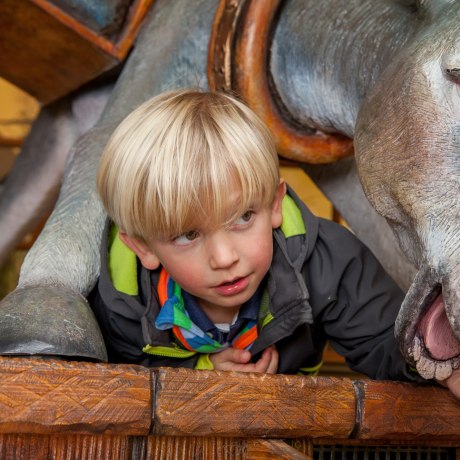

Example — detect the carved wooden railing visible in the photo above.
[0,356,458,459]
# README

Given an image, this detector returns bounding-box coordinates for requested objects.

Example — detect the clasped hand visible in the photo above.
[210,345,278,373]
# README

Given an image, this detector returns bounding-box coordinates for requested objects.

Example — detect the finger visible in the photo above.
[210,348,251,370]
[266,347,279,374]
[253,347,272,373]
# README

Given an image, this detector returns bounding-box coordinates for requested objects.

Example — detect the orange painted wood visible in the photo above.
[208,0,353,164]
[0,357,151,435]
[31,0,155,59]
[152,368,356,438]
[355,380,460,441]
[231,0,353,164]
[0,0,153,103]
[0,0,117,104]
[246,439,311,459]
[0,136,23,147]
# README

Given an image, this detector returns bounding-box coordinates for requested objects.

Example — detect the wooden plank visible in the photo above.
[152,368,356,438]
[0,357,457,445]
[247,439,311,459]
[145,436,248,459]
[0,357,151,435]
[37,435,251,460]
[0,0,154,103]
[0,0,117,103]
[355,380,460,441]
[32,0,155,59]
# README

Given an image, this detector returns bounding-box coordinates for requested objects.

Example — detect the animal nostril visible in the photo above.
[444,67,460,81]
[441,49,460,82]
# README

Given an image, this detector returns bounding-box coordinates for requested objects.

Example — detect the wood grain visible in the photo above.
[152,368,356,438]
[355,380,460,441]
[246,439,311,459]
[0,357,151,435]
[0,357,457,447]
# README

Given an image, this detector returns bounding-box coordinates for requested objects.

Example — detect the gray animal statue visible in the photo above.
[0,0,459,394]
[0,82,112,269]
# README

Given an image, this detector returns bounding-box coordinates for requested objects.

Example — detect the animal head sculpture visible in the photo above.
[355,0,460,380]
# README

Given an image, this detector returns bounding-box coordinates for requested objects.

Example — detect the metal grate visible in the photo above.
[313,445,455,460]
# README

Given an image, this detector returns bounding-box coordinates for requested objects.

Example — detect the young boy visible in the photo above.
[91,88,420,379]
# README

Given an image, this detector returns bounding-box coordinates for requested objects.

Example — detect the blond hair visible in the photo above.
[97,88,279,242]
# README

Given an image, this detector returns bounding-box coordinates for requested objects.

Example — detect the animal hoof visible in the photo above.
[0,285,107,362]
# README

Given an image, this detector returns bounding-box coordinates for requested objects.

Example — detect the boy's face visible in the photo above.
[121,180,286,323]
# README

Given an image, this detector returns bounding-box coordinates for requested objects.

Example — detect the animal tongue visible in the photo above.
[419,294,460,360]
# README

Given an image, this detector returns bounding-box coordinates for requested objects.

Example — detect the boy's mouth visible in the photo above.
[215,276,249,296]
[221,277,242,286]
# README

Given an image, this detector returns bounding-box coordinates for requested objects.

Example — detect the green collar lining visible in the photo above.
[108,225,139,296]
[280,194,306,238]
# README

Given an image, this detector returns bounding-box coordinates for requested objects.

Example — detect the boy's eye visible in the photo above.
[174,230,200,245]
[235,210,254,225]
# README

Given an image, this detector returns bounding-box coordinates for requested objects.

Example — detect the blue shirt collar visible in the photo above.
[182,283,263,343]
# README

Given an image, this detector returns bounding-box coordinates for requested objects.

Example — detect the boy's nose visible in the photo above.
[207,232,239,269]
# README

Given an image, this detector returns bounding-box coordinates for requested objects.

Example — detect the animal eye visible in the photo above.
[174,230,200,245]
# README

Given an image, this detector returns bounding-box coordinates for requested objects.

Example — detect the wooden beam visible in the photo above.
[0,357,458,445]
[152,367,356,438]
[354,380,460,442]
[0,0,154,103]
[0,357,151,435]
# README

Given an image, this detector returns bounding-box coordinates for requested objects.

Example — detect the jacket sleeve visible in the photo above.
[306,219,423,382]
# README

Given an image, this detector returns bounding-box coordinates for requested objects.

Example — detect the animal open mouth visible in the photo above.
[409,286,460,380]
[418,293,460,359]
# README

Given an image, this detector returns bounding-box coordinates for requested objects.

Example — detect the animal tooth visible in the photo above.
[452,357,460,370]
[412,335,421,362]
[434,361,453,381]
[416,355,436,379]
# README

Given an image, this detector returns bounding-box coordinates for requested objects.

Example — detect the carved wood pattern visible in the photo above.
[356,380,460,441]
[0,357,457,459]
[153,368,356,438]
[0,357,150,435]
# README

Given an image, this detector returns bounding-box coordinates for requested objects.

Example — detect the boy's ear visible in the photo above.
[271,179,287,229]
[118,231,160,270]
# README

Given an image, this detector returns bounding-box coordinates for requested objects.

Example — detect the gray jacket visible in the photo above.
[90,186,420,380]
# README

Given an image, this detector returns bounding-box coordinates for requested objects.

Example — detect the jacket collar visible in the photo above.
[246,186,316,355]
[99,185,319,349]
